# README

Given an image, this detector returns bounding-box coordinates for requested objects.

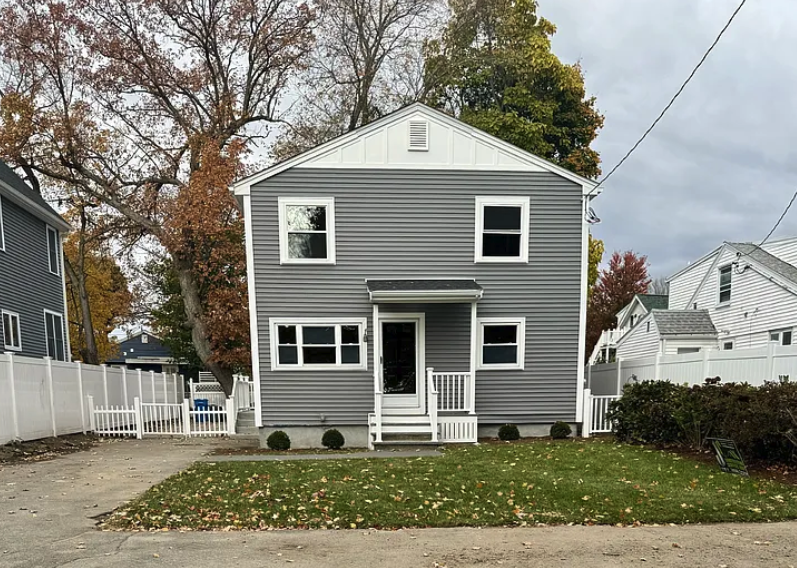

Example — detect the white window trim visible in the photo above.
[0,196,5,252]
[277,197,336,265]
[46,225,60,276]
[269,317,367,371]
[770,328,793,346]
[474,196,529,263]
[2,310,21,351]
[717,264,732,306]
[43,309,65,360]
[477,316,526,370]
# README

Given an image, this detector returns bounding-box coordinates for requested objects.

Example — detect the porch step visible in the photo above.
[236,410,257,435]
[372,440,442,451]
[378,423,432,435]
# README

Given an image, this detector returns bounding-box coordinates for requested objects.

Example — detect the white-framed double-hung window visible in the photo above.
[2,310,21,351]
[277,197,336,264]
[477,317,526,370]
[270,318,366,370]
[475,196,530,263]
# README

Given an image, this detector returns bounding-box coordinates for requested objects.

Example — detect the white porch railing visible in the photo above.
[582,389,620,437]
[431,372,471,411]
[426,368,439,442]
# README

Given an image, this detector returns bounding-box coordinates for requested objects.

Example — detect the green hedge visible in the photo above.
[608,380,797,464]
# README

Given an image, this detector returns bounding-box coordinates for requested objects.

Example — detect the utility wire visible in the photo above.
[758,189,797,247]
[587,0,748,197]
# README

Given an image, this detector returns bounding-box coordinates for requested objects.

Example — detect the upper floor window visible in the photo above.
[770,328,793,346]
[46,225,60,275]
[718,265,732,304]
[278,197,336,264]
[475,196,529,263]
[142,334,149,344]
[2,310,21,351]
[44,310,66,361]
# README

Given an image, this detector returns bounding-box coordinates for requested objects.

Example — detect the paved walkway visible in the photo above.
[208,449,441,461]
[1,438,796,567]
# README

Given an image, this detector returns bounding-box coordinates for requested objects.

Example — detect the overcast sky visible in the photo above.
[537,0,797,278]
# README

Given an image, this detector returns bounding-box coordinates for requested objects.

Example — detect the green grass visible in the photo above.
[105,440,797,530]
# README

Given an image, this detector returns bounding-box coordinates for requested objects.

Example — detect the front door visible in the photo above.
[380,316,423,413]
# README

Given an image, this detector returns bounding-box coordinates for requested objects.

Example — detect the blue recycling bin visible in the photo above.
[194,398,209,422]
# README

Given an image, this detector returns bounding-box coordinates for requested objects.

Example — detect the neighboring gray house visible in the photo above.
[233,103,599,448]
[105,330,182,375]
[0,160,71,360]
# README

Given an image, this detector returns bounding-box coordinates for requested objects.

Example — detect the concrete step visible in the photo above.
[235,425,259,436]
[372,440,442,451]
[236,418,256,426]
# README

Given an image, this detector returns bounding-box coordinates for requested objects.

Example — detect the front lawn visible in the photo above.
[105,439,797,530]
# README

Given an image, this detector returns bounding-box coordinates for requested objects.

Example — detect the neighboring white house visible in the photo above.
[615,309,718,360]
[589,293,669,364]
[592,237,797,365]
[667,239,797,351]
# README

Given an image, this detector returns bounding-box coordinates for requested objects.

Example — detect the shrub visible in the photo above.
[550,421,572,439]
[498,424,520,441]
[608,381,684,444]
[266,430,291,451]
[321,429,345,450]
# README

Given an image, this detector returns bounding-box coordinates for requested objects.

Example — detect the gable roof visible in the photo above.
[0,160,71,232]
[233,103,600,196]
[651,310,717,336]
[726,242,797,287]
[638,294,669,311]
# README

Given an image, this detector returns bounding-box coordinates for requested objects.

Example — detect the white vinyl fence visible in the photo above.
[587,343,797,396]
[0,353,184,445]
[189,374,254,411]
[582,389,620,436]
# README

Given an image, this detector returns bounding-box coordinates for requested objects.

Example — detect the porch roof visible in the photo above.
[366,279,483,303]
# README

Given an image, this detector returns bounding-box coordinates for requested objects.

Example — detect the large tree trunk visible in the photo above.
[174,259,235,395]
[64,259,100,365]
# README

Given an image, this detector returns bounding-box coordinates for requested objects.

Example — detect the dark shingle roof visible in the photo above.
[637,294,669,311]
[366,279,482,292]
[727,242,797,286]
[651,310,717,336]
[0,159,69,228]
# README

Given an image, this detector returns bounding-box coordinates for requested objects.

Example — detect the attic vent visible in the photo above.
[142,334,149,344]
[408,120,429,151]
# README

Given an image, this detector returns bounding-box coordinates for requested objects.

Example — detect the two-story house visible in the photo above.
[234,103,599,448]
[104,329,183,375]
[0,160,71,360]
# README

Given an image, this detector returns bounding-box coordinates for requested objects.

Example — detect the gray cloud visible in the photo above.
[538,0,797,277]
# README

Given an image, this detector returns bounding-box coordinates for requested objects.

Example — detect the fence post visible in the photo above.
[767,340,776,381]
[121,367,128,406]
[226,398,236,435]
[615,357,623,395]
[101,364,109,406]
[582,388,592,438]
[150,371,156,402]
[172,373,178,403]
[702,348,711,381]
[161,372,168,403]
[87,395,96,432]
[182,399,191,437]
[133,397,143,439]
[45,357,57,437]
[7,353,19,440]
[137,369,144,402]
[76,361,86,433]
[654,352,661,381]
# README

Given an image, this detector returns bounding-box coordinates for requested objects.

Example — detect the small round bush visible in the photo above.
[321,429,345,450]
[498,423,520,441]
[266,430,291,451]
[550,421,572,439]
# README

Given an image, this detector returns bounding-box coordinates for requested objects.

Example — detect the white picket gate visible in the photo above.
[582,389,620,437]
[89,396,234,438]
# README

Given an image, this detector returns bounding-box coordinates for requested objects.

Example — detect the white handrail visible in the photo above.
[427,367,438,442]
[374,390,383,443]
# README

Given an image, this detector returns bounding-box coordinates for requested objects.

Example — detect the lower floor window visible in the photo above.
[2,310,21,351]
[722,341,734,351]
[271,319,365,370]
[770,328,793,346]
[677,347,701,355]
[477,317,525,370]
[44,310,66,361]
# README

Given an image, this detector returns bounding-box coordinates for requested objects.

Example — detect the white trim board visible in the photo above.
[232,103,600,196]
[243,193,263,427]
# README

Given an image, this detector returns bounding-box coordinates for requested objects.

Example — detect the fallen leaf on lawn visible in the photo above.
[472,546,481,550]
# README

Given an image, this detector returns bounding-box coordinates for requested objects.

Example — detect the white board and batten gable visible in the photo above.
[233,103,599,196]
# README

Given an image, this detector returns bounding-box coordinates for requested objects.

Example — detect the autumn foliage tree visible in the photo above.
[586,251,651,360]
[0,0,313,394]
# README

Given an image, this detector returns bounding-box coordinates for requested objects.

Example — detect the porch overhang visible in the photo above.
[366,279,483,303]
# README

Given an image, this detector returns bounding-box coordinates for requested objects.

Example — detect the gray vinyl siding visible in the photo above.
[0,197,67,358]
[251,169,583,426]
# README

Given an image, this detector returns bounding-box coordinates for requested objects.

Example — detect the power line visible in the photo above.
[587,0,748,197]
[758,189,797,247]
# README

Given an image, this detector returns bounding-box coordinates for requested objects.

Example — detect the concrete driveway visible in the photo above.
[1,438,796,568]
